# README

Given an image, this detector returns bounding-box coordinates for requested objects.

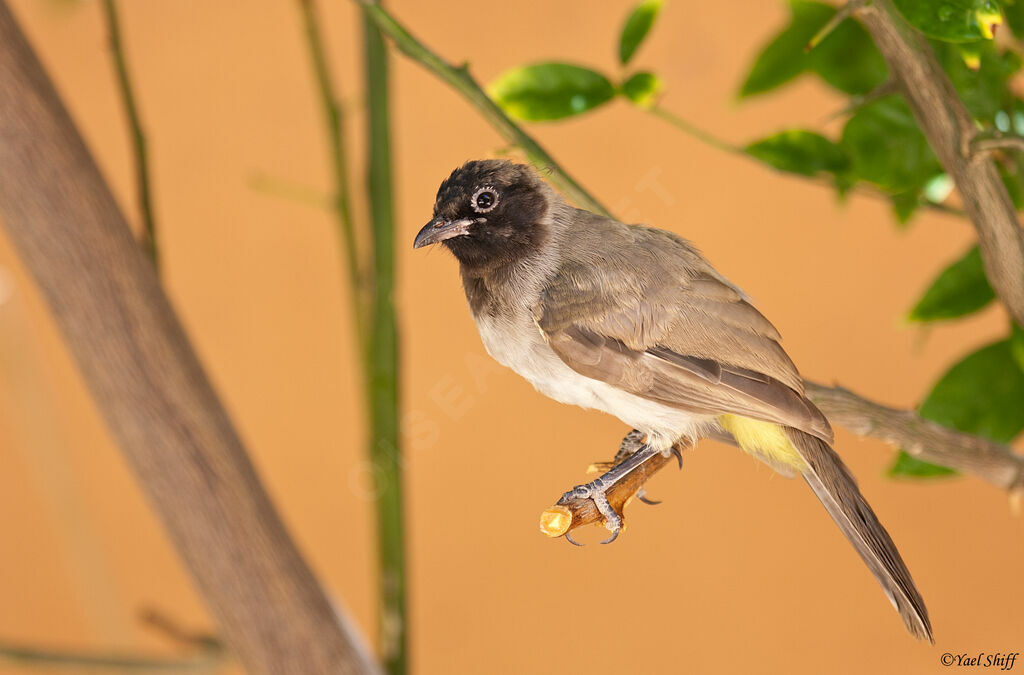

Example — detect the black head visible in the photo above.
[413,160,550,270]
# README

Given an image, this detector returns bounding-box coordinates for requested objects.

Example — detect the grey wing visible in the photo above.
[534,219,833,444]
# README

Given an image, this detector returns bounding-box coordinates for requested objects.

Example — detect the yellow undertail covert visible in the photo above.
[718,414,807,471]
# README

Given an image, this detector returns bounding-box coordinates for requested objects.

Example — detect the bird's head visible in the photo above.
[414,159,551,269]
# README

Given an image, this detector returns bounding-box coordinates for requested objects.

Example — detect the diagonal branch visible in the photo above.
[0,4,377,673]
[805,381,1024,493]
[855,0,1024,327]
[355,0,610,216]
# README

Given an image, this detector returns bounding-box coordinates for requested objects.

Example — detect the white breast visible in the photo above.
[473,309,712,451]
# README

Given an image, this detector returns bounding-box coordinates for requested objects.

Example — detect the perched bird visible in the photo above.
[414,159,932,642]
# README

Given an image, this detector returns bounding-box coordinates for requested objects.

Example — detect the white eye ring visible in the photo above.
[471,186,499,213]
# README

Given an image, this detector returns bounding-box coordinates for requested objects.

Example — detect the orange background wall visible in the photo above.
[0,1,1021,673]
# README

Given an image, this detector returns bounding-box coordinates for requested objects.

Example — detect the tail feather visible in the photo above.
[786,428,933,642]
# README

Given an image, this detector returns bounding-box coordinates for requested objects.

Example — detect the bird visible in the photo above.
[413,158,932,642]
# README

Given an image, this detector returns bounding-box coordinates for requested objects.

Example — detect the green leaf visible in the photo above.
[841,97,941,191]
[892,0,1003,42]
[908,246,995,321]
[891,190,920,224]
[620,71,663,108]
[807,13,889,95]
[739,1,887,98]
[932,40,1021,123]
[1011,322,1024,372]
[739,1,833,98]
[919,340,1024,442]
[888,450,958,478]
[619,0,663,65]
[1001,0,1024,36]
[744,129,851,177]
[488,63,616,121]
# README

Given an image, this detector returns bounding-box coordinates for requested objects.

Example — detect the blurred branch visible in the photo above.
[822,78,899,121]
[138,608,222,653]
[0,609,223,672]
[806,382,1024,494]
[362,2,407,673]
[248,170,334,211]
[0,4,376,673]
[855,0,1024,326]
[0,641,218,672]
[298,0,368,353]
[101,0,158,269]
[354,0,610,216]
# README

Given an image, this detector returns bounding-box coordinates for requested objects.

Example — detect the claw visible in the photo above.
[564,531,584,547]
[671,445,683,469]
[637,493,662,505]
[600,528,620,545]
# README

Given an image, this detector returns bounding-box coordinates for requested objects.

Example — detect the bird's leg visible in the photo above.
[590,429,680,506]
[561,442,662,545]
[539,437,688,545]
[589,428,647,472]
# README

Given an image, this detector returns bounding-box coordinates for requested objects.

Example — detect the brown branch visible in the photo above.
[543,379,1024,540]
[0,4,376,674]
[972,135,1024,155]
[805,381,1024,493]
[540,445,682,539]
[855,0,1024,327]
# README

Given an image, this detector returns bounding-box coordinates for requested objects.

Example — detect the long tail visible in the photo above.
[786,428,933,642]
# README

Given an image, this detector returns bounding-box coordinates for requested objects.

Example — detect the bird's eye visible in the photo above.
[471,187,499,213]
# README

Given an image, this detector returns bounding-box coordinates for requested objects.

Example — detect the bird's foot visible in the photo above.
[588,428,648,473]
[558,442,662,545]
[561,477,624,545]
[635,487,661,506]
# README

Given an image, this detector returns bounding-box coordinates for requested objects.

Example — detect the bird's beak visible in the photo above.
[413,217,475,249]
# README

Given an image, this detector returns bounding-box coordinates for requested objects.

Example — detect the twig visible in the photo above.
[822,78,899,122]
[648,104,962,217]
[138,608,223,652]
[298,0,368,355]
[0,641,217,672]
[805,0,864,51]
[540,444,681,539]
[0,608,224,671]
[101,0,158,269]
[806,381,1024,493]
[856,0,1024,327]
[0,4,377,673]
[971,134,1024,155]
[647,106,743,156]
[361,3,407,673]
[247,170,334,211]
[354,0,610,216]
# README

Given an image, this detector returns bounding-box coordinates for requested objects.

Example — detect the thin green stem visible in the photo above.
[0,640,221,671]
[647,105,743,156]
[355,0,610,217]
[298,0,368,355]
[645,104,963,217]
[101,0,158,269]
[248,171,334,211]
[362,4,406,673]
